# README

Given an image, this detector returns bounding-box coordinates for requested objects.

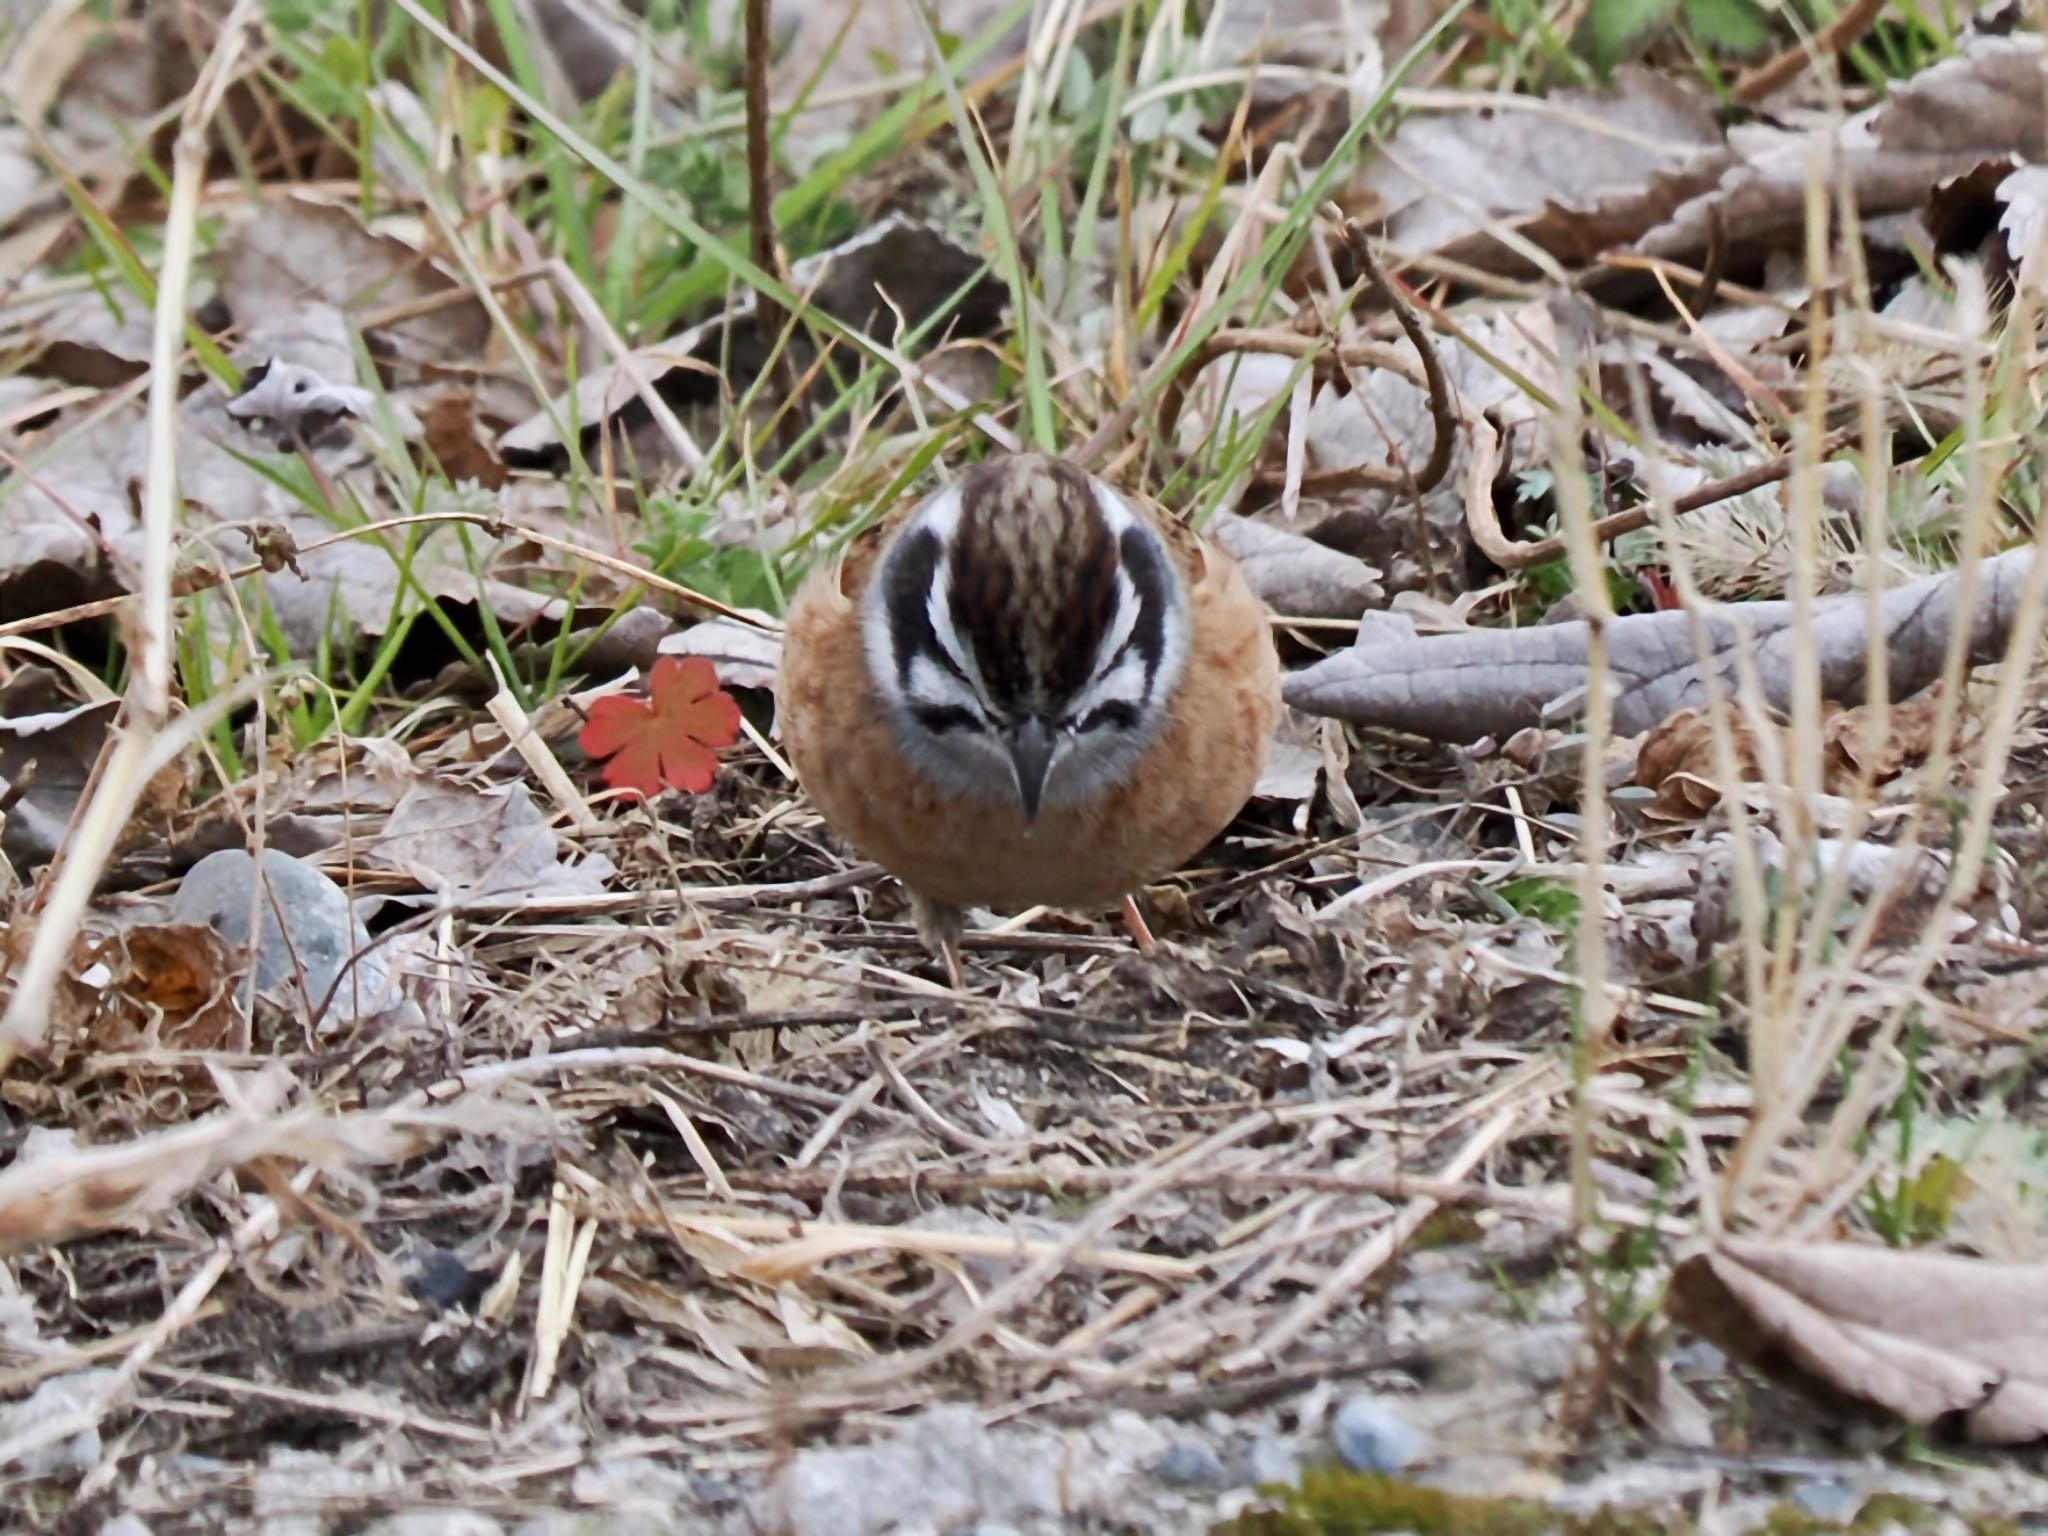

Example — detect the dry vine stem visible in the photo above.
[1150,219,1456,499]
[1154,328,1416,452]
[0,0,264,1071]
[1319,217,1457,497]
[1464,414,1859,570]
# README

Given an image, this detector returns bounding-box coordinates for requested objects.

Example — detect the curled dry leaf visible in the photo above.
[1997,164,2048,294]
[1300,307,1560,595]
[1634,691,1949,817]
[580,656,743,800]
[0,675,116,869]
[0,665,184,870]
[1286,548,2033,743]
[224,358,376,447]
[0,1071,535,1253]
[1669,1237,2048,1444]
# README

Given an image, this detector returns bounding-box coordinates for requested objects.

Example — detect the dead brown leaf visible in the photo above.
[1635,692,1949,817]
[1360,68,1729,275]
[366,778,614,902]
[92,919,250,1054]
[1210,513,1386,620]
[419,390,510,490]
[500,217,1005,475]
[218,192,491,371]
[1669,1237,2048,1444]
[1638,32,2047,271]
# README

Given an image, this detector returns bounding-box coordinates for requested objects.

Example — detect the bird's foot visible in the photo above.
[1120,893,1157,954]
[909,890,969,990]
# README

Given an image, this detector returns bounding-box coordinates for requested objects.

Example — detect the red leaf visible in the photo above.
[579,656,743,799]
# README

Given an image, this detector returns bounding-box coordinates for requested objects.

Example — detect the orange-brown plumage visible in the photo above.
[777,454,1279,965]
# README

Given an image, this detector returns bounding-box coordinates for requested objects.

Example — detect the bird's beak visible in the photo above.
[1005,718,1056,824]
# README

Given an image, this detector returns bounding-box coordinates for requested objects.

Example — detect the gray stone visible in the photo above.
[1150,1441,1230,1488]
[171,848,385,1017]
[1331,1395,1428,1475]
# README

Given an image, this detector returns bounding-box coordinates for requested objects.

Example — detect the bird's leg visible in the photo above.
[909,889,968,989]
[1120,893,1157,954]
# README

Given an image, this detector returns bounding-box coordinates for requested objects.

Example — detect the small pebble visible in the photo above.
[689,1475,739,1508]
[405,1246,483,1311]
[1150,1440,1229,1488]
[1331,1394,1429,1475]
[171,847,384,1017]
[1791,1479,1863,1524]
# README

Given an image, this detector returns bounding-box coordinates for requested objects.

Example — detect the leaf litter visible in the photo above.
[0,0,2045,1531]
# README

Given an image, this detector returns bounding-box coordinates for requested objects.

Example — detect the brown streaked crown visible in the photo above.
[945,454,1121,717]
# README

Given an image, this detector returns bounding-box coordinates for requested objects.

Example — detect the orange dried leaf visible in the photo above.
[580,656,742,799]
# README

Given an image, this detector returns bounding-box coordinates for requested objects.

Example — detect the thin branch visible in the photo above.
[1338,217,1456,497]
[1732,0,1889,104]
[744,0,784,357]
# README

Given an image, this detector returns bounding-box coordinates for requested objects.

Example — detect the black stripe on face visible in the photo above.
[911,704,983,734]
[1117,527,1170,682]
[1074,700,1142,733]
[884,527,963,688]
